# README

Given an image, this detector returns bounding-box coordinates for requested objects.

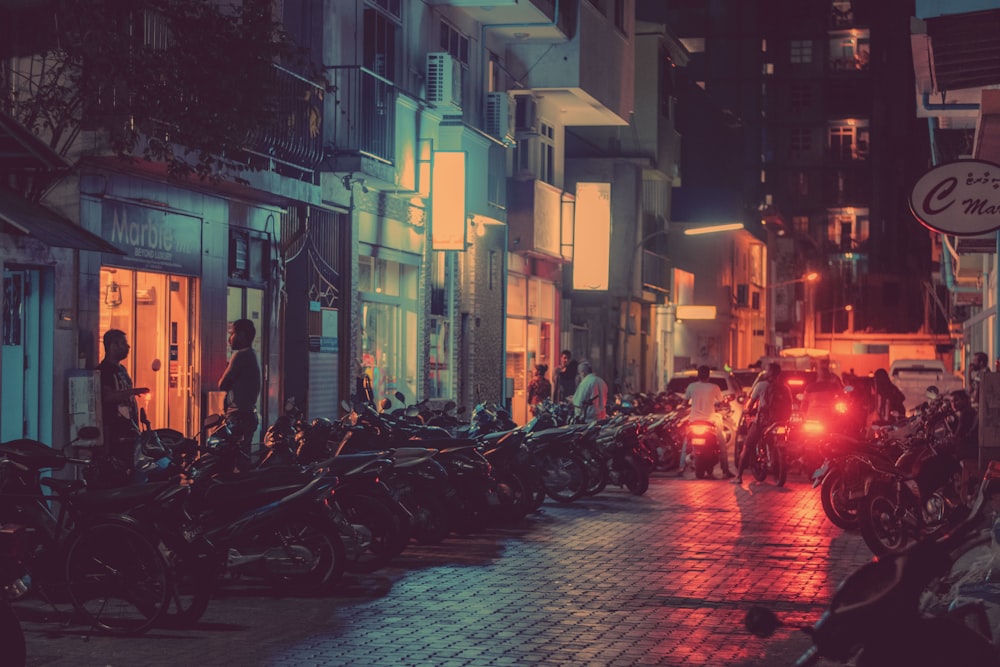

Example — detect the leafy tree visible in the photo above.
[2,0,312,182]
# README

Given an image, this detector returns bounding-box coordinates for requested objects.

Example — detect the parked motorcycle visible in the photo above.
[0,523,28,667]
[746,461,1000,667]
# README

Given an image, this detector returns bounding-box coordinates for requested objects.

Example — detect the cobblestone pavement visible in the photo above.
[18,471,874,667]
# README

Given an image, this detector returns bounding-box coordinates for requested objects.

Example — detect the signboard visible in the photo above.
[431,151,467,250]
[573,182,611,291]
[102,200,203,275]
[910,159,1000,236]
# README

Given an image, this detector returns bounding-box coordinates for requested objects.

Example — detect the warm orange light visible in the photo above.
[803,420,825,435]
[683,222,745,236]
[787,378,805,386]
[572,183,611,291]
[675,305,717,320]
[834,401,849,414]
[431,151,466,250]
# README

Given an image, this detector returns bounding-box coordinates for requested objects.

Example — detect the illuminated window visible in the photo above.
[828,31,870,71]
[826,209,869,252]
[792,216,809,235]
[790,40,812,64]
[829,122,869,160]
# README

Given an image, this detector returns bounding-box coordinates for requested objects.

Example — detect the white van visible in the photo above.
[888,359,964,414]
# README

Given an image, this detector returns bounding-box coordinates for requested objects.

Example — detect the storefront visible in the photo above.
[506,254,559,424]
[86,182,281,443]
[97,199,204,437]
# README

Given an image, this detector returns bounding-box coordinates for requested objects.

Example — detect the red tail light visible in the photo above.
[803,420,825,435]
[689,423,711,436]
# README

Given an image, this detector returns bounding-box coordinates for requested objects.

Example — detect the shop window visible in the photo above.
[229,229,269,283]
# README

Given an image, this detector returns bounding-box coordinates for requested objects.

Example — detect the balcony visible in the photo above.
[427,0,575,42]
[243,65,325,172]
[641,249,670,294]
[323,66,397,172]
[506,179,563,259]
[83,62,325,175]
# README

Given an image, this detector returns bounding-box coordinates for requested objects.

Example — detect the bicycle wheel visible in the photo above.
[64,520,170,635]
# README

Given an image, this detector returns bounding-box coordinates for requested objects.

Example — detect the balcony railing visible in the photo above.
[324,66,397,165]
[641,249,670,294]
[244,64,325,171]
[83,62,325,173]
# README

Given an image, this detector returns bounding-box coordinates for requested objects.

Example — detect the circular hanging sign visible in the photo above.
[909,159,1000,236]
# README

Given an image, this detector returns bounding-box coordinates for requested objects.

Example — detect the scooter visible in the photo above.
[746,461,1000,667]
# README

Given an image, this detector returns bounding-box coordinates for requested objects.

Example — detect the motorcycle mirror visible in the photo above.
[341,400,353,414]
[444,400,457,412]
[744,606,781,638]
[394,391,406,404]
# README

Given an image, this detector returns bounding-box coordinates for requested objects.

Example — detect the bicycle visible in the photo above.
[0,428,170,635]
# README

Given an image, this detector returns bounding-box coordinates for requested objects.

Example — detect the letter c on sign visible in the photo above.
[922,177,957,216]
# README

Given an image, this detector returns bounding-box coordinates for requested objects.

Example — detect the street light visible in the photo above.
[819,305,854,354]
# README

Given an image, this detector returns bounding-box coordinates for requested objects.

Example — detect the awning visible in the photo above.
[0,187,125,254]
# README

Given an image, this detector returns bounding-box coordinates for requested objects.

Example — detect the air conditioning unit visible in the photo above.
[426,52,463,112]
[515,94,538,136]
[485,92,515,143]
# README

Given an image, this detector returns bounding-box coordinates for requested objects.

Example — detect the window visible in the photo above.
[792,216,809,235]
[826,209,869,252]
[790,83,812,113]
[829,31,870,71]
[364,7,398,80]
[831,0,854,28]
[440,20,469,66]
[790,40,812,64]
[829,122,869,160]
[539,123,555,186]
[790,128,811,157]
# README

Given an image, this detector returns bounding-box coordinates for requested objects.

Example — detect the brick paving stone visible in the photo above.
[18,472,880,666]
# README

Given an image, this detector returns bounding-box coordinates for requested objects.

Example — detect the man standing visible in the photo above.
[219,318,262,454]
[97,329,148,467]
[554,350,579,402]
[679,365,734,478]
[969,351,989,409]
[572,361,608,422]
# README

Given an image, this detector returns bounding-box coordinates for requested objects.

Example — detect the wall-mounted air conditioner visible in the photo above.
[485,92,515,143]
[426,52,463,112]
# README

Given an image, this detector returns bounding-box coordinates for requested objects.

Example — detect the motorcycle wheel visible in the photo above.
[253,513,348,592]
[582,451,609,497]
[858,482,912,558]
[165,549,216,626]
[772,442,788,487]
[820,468,859,530]
[540,451,589,503]
[404,491,452,545]
[622,457,649,496]
[64,520,170,635]
[492,467,534,523]
[750,443,769,483]
[339,495,407,574]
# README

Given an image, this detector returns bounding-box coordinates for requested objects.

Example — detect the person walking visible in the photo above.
[554,350,579,402]
[572,361,608,421]
[527,364,552,407]
[872,368,906,423]
[945,389,979,502]
[97,329,149,469]
[679,365,734,478]
[735,361,792,484]
[969,351,989,409]
[219,318,262,455]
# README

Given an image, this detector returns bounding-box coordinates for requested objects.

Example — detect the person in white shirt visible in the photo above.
[679,365,734,478]
[572,361,608,422]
